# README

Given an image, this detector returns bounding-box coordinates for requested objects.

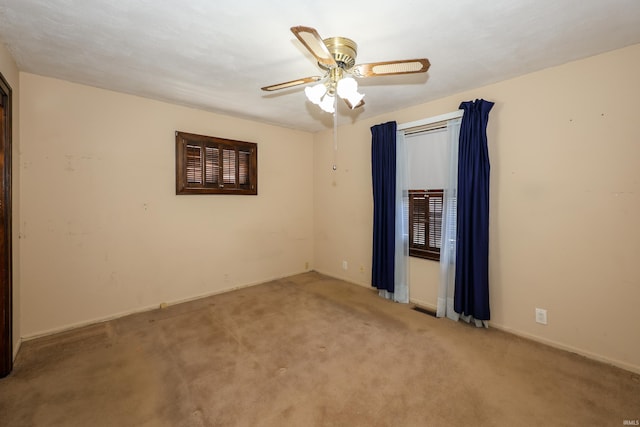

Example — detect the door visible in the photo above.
[0,72,13,378]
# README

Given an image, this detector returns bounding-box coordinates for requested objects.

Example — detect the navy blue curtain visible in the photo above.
[454,99,494,320]
[371,121,397,293]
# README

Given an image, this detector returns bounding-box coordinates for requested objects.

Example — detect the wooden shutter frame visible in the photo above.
[409,189,443,261]
[176,131,257,195]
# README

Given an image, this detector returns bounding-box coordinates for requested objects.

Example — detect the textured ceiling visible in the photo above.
[1,0,640,132]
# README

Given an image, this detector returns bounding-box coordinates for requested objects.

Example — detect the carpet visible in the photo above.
[0,272,638,426]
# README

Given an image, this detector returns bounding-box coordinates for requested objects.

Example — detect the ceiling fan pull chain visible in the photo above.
[332,97,338,171]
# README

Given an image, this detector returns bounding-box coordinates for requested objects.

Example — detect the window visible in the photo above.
[408,189,443,261]
[176,131,257,195]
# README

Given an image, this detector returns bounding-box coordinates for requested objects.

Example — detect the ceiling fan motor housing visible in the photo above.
[321,37,357,70]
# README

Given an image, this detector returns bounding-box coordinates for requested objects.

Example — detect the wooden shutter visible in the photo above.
[222,148,236,187]
[428,194,443,249]
[186,145,203,184]
[176,131,257,195]
[409,189,443,261]
[205,147,219,185]
[238,149,250,187]
[411,192,427,247]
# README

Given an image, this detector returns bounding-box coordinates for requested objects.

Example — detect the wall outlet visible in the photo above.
[359,265,365,273]
[535,308,548,325]
[304,261,309,270]
[342,260,348,270]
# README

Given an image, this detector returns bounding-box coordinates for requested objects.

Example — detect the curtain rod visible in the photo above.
[397,110,463,131]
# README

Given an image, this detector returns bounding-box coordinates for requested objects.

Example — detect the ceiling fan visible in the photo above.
[261,26,431,113]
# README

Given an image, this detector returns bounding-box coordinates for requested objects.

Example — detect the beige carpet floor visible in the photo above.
[0,272,638,426]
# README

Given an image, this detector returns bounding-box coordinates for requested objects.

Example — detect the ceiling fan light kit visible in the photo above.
[304,68,364,114]
[261,26,430,115]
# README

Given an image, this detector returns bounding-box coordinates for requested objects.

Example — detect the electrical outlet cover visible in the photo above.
[535,308,547,325]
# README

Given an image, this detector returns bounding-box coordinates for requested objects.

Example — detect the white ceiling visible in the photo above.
[1,1,640,133]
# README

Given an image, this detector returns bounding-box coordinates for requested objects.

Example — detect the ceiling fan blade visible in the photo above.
[351,59,430,78]
[291,26,338,69]
[343,97,365,110]
[261,76,322,92]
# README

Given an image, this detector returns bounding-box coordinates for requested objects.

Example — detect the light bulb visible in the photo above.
[337,77,364,109]
[337,77,357,98]
[305,83,326,105]
[319,93,335,113]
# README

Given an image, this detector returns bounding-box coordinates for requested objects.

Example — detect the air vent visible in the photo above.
[412,306,437,317]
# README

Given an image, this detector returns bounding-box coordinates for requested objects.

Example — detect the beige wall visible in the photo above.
[408,259,439,310]
[19,73,314,337]
[314,43,640,373]
[0,42,20,359]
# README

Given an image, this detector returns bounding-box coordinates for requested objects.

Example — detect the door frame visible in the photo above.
[0,71,13,378]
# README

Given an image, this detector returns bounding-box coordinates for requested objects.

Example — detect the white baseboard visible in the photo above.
[408,298,437,312]
[21,269,311,342]
[13,337,21,361]
[313,268,371,289]
[489,322,640,375]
